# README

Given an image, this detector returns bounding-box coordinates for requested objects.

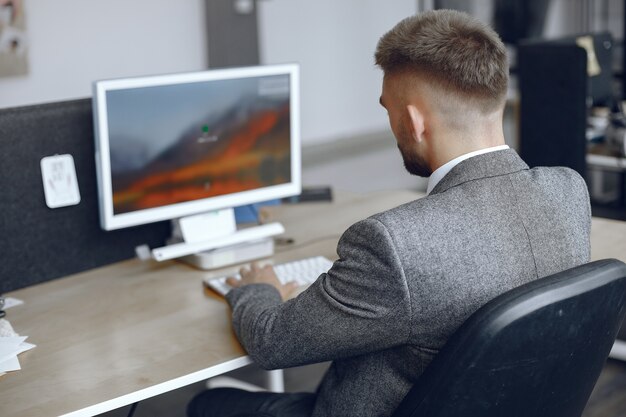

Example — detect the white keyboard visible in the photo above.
[204,256,334,296]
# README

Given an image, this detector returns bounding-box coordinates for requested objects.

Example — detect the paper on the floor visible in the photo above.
[0,319,36,376]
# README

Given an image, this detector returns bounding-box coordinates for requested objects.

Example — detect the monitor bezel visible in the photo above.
[92,64,301,231]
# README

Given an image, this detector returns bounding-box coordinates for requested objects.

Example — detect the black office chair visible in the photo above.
[392,258,626,417]
[233,259,626,417]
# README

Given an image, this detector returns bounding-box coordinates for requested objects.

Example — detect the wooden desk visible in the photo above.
[590,216,626,262]
[0,190,419,417]
[1,190,625,416]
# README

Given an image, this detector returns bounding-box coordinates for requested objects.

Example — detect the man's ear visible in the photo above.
[406,104,425,144]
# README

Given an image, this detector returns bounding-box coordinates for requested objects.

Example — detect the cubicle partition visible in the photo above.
[0,99,171,293]
[518,40,588,179]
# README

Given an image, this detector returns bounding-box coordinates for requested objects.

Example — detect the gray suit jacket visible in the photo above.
[226,149,591,417]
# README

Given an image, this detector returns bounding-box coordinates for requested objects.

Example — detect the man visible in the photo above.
[188,9,591,417]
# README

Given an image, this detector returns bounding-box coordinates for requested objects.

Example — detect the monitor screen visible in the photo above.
[93,64,301,230]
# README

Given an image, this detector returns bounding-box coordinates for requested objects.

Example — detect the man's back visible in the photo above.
[310,149,590,416]
[203,150,591,417]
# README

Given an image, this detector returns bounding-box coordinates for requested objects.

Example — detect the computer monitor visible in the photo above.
[92,64,300,265]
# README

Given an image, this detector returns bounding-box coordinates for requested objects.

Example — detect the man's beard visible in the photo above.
[399,145,432,177]
[396,124,432,177]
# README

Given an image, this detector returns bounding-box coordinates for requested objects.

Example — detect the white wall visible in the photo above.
[0,0,207,109]
[544,0,624,39]
[1,0,416,147]
[258,0,416,145]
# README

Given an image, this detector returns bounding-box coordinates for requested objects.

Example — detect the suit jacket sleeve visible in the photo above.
[225,217,412,370]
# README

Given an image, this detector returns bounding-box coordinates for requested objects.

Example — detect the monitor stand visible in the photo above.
[150,208,285,270]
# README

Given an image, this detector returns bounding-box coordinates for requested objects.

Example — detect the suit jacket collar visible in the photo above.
[429,149,529,195]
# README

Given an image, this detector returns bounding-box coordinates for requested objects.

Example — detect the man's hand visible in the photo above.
[226,262,299,301]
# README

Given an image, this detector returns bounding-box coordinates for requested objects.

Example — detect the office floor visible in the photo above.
[584,359,626,416]
[100,127,626,417]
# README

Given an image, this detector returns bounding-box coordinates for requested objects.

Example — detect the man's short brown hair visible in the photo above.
[375,9,508,113]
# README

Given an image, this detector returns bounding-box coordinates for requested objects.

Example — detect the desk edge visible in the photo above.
[59,355,253,417]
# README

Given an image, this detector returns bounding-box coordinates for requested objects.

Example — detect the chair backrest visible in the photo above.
[392,259,626,417]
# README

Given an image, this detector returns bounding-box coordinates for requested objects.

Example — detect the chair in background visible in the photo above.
[392,258,626,417]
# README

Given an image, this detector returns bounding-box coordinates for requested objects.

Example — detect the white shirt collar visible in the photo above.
[426,145,510,195]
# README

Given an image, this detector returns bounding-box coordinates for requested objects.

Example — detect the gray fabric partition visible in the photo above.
[0,98,170,293]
